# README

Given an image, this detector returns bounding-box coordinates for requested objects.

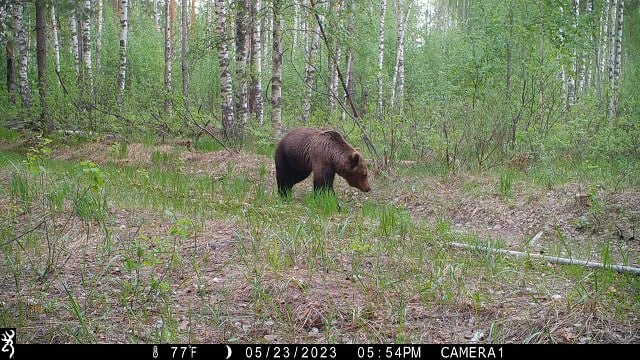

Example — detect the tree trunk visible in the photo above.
[585,0,594,90]
[81,0,93,95]
[341,0,355,122]
[50,6,61,80]
[292,1,299,51]
[6,36,16,105]
[191,0,196,34]
[249,0,264,124]
[607,0,617,95]
[235,0,249,130]
[117,0,129,108]
[376,0,387,120]
[70,9,80,81]
[301,0,321,123]
[271,0,283,137]
[36,0,50,131]
[567,0,578,106]
[170,0,177,41]
[165,0,174,117]
[216,0,235,139]
[558,6,568,110]
[153,0,160,32]
[206,0,212,48]
[181,0,190,114]
[97,0,103,71]
[598,0,609,98]
[3,2,16,104]
[14,1,30,110]
[390,0,408,115]
[608,0,623,118]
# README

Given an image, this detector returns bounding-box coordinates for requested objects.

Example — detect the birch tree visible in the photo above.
[215,0,235,139]
[81,0,93,95]
[97,0,103,71]
[165,0,174,116]
[249,0,264,124]
[70,8,80,80]
[390,1,409,115]
[376,0,387,120]
[235,0,249,128]
[50,5,61,79]
[271,0,283,137]
[117,0,129,107]
[608,0,624,118]
[14,0,30,110]
[301,0,321,123]
[206,0,213,48]
[181,0,190,114]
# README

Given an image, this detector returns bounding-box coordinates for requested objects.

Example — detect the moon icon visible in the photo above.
[225,345,232,359]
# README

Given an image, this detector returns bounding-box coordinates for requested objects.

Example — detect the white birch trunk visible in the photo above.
[14,1,30,109]
[97,0,103,71]
[585,0,593,90]
[216,0,235,138]
[271,0,283,137]
[51,5,61,77]
[608,0,623,118]
[117,0,129,107]
[165,0,174,116]
[206,0,213,48]
[376,0,387,120]
[292,1,298,51]
[607,0,617,85]
[81,0,93,94]
[250,0,264,124]
[301,1,320,123]
[390,1,409,115]
[70,9,80,80]
[598,0,609,95]
[558,6,568,110]
[181,0,189,112]
[567,0,578,106]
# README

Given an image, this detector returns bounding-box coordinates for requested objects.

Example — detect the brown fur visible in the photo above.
[275,127,371,197]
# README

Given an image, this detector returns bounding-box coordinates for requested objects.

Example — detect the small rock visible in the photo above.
[552,294,562,301]
[264,334,277,341]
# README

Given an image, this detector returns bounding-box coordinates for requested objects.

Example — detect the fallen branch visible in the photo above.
[449,242,640,275]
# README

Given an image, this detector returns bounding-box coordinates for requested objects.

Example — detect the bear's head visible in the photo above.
[345,152,371,192]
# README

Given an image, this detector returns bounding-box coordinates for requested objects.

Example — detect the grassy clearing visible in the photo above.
[0,141,638,344]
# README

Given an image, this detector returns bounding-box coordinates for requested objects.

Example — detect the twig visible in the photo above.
[309,0,378,158]
[449,242,640,275]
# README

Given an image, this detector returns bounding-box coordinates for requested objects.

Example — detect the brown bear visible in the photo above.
[275,127,371,197]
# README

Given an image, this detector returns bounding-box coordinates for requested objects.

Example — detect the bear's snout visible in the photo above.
[360,182,371,192]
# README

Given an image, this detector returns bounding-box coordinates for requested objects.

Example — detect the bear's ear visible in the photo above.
[349,152,361,167]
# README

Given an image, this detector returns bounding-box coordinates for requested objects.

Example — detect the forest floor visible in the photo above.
[1,135,638,344]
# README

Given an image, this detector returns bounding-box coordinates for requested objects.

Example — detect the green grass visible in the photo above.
[0,143,638,344]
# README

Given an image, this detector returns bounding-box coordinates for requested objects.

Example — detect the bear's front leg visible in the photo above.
[312,168,336,196]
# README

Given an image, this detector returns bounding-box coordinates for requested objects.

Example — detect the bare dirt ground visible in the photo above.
[2,140,638,343]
